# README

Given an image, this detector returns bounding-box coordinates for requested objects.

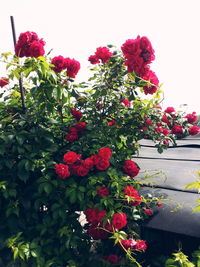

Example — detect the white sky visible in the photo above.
[1,0,200,114]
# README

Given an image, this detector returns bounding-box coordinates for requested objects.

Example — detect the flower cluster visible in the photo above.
[15,31,45,58]
[0,77,9,88]
[55,147,112,179]
[66,121,86,142]
[121,239,147,251]
[124,186,142,206]
[122,160,140,177]
[88,46,113,64]
[51,56,80,78]
[121,36,159,95]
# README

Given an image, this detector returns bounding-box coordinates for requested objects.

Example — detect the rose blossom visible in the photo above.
[108,119,116,126]
[63,151,81,165]
[162,114,170,126]
[88,224,108,240]
[0,77,9,87]
[145,118,153,126]
[97,186,109,197]
[143,207,153,216]
[121,239,137,249]
[54,163,70,179]
[98,147,112,160]
[74,165,89,176]
[84,208,107,224]
[95,158,110,171]
[142,69,159,95]
[164,107,175,114]
[121,98,130,107]
[51,55,66,73]
[95,46,113,64]
[70,107,83,120]
[162,128,170,136]
[171,125,183,136]
[88,55,100,64]
[104,254,120,264]
[122,160,140,177]
[124,186,142,206]
[111,212,127,229]
[134,240,147,251]
[74,122,86,131]
[82,158,94,170]
[65,58,80,78]
[185,112,198,124]
[157,202,163,207]
[65,133,79,142]
[188,125,200,136]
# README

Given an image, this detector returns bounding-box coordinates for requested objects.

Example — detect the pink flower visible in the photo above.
[189,125,200,136]
[0,77,9,87]
[122,160,140,178]
[65,58,80,78]
[54,163,70,179]
[111,212,127,229]
[121,239,137,249]
[97,186,109,197]
[88,55,100,64]
[185,112,198,124]
[134,240,147,251]
[95,47,113,64]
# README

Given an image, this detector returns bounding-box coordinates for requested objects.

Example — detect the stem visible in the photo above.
[10,16,26,113]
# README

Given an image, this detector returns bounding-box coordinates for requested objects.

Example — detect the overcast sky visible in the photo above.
[1,0,200,114]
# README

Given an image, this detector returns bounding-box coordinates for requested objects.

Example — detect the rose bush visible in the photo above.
[0,31,199,267]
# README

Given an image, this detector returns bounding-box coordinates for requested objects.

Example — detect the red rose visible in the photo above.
[54,163,70,179]
[124,186,142,206]
[145,118,153,126]
[29,40,45,58]
[84,208,107,224]
[68,126,79,134]
[65,133,79,142]
[0,77,9,87]
[142,69,159,95]
[63,151,81,165]
[134,240,147,251]
[95,158,110,171]
[97,186,109,197]
[121,98,130,107]
[51,55,66,73]
[121,239,137,249]
[171,125,183,136]
[95,47,113,64]
[82,158,94,170]
[121,38,141,58]
[189,125,200,136]
[70,108,83,120]
[163,139,169,146]
[157,202,163,207]
[111,212,127,229]
[74,122,86,131]
[155,127,163,133]
[98,147,112,160]
[185,112,198,124]
[88,224,108,240]
[75,165,89,177]
[162,128,170,136]
[162,114,170,126]
[122,160,140,177]
[139,36,155,64]
[65,58,80,78]
[104,254,120,264]
[108,119,116,126]
[164,107,175,114]
[88,55,100,64]
[143,207,153,216]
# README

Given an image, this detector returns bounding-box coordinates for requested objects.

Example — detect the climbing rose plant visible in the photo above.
[0,31,199,267]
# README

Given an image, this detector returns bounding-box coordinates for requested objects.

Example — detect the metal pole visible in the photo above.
[10,16,26,113]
